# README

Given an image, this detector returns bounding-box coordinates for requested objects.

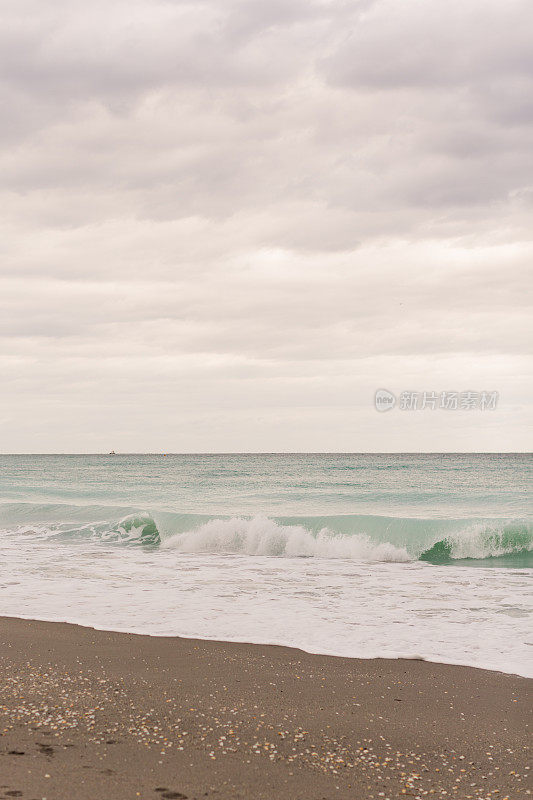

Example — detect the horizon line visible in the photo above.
[1,451,531,456]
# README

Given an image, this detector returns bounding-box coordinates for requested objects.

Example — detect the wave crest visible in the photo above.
[0,513,161,547]
[2,505,531,566]
[112,514,161,546]
[162,515,412,562]
[420,521,532,564]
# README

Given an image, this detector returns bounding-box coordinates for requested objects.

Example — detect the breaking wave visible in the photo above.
[420,521,533,566]
[0,503,531,566]
[0,511,161,548]
[162,516,411,561]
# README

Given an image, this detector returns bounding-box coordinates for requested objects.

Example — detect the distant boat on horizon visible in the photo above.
[109,450,116,455]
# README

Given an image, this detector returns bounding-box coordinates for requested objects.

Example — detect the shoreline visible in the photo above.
[0,611,531,680]
[1,617,530,799]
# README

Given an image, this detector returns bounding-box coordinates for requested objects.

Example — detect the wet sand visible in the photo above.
[0,617,530,799]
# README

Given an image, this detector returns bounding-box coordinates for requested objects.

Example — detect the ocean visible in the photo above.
[0,453,531,677]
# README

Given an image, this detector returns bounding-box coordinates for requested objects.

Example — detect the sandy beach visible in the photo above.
[0,617,530,799]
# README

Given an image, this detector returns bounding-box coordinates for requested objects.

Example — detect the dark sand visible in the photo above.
[0,617,530,800]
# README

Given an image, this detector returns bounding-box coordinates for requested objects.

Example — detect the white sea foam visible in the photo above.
[162,516,412,562]
[0,526,531,678]
[1,454,531,678]
[443,522,533,560]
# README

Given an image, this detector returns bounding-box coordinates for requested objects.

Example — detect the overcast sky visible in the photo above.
[1,0,532,452]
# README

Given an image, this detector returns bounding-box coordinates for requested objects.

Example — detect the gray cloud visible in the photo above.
[325,0,533,90]
[0,0,531,451]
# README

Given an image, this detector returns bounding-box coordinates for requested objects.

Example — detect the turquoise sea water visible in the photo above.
[1,453,531,565]
[0,453,531,675]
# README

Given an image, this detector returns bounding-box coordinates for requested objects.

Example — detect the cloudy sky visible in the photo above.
[1,0,532,452]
